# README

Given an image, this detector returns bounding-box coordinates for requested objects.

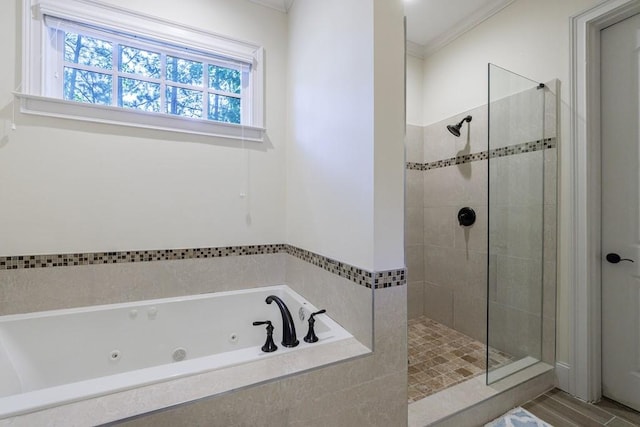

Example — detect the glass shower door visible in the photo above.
[486,64,547,384]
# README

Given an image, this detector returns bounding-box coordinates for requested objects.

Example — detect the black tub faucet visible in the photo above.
[304,309,326,343]
[252,320,278,353]
[265,295,299,348]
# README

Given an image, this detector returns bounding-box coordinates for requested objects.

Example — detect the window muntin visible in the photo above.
[54,23,247,125]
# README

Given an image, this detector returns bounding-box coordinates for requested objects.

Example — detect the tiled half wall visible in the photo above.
[0,244,404,351]
[0,245,408,425]
[0,245,405,361]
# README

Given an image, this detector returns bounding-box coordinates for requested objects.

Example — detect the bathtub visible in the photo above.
[0,285,364,421]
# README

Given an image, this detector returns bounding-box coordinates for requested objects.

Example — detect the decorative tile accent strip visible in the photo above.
[374,269,406,289]
[422,151,489,170]
[488,137,556,159]
[0,244,287,270]
[0,244,406,289]
[285,246,405,289]
[411,137,557,171]
[285,245,373,288]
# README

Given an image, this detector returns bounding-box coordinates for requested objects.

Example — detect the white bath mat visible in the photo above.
[484,407,553,427]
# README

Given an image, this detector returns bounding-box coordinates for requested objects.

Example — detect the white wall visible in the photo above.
[406,54,424,126]
[373,0,406,271]
[0,0,287,256]
[286,0,405,272]
[2,0,405,272]
[286,0,375,270]
[423,0,598,125]
[417,0,602,366]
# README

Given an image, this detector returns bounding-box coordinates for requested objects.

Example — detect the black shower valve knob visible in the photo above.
[457,207,476,227]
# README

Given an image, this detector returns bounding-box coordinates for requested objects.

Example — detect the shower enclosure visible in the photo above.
[405,61,557,403]
[486,64,557,384]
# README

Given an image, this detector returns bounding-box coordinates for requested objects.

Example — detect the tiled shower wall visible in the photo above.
[406,83,557,364]
[406,104,490,343]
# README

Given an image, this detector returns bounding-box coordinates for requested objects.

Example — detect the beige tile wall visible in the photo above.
[0,254,286,315]
[421,104,489,342]
[406,124,424,320]
[285,255,373,349]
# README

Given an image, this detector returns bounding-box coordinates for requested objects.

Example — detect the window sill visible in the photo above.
[14,93,265,142]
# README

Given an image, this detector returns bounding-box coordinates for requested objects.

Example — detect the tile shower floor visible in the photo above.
[407,315,513,403]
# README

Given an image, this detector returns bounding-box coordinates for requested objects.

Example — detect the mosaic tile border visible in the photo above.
[285,245,373,288]
[374,269,406,289]
[409,137,557,171]
[0,244,406,289]
[0,245,286,270]
[285,246,405,289]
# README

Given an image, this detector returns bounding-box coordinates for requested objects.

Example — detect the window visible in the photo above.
[21,0,265,141]
[57,23,244,124]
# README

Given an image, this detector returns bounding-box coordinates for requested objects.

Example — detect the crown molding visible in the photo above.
[406,40,426,59]
[422,0,516,57]
[248,0,294,13]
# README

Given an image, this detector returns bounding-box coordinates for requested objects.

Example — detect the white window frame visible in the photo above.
[19,0,265,142]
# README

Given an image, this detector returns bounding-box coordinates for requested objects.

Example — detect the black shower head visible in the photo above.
[447,115,472,137]
[447,123,462,137]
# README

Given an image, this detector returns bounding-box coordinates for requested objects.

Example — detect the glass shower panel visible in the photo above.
[487,64,545,384]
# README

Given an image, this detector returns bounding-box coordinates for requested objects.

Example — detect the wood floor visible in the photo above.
[523,388,640,426]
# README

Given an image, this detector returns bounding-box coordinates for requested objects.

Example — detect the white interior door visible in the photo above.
[601,12,640,412]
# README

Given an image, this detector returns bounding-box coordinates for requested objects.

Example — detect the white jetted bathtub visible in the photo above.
[0,285,361,420]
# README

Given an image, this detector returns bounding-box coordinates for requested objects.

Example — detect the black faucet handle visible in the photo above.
[252,321,271,326]
[252,320,277,353]
[310,309,326,317]
[304,309,326,343]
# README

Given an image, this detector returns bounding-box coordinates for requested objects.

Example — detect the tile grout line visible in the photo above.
[528,395,585,427]
[544,391,616,425]
[525,402,583,427]
[598,400,640,426]
[603,415,638,427]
